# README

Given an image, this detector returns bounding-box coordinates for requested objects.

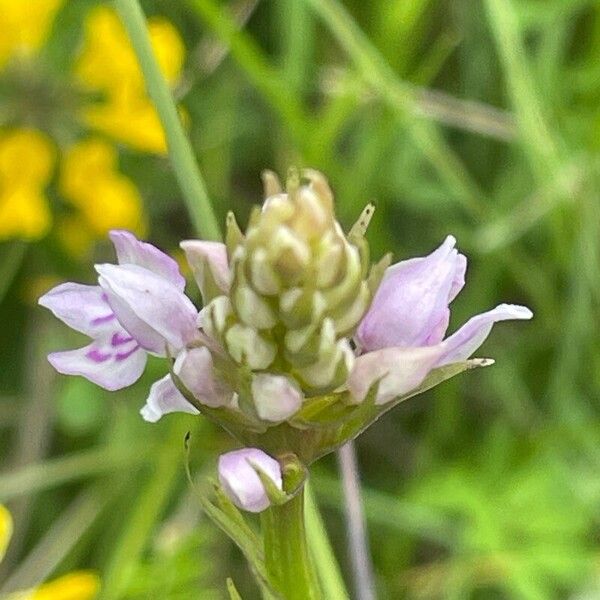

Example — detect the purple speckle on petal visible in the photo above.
[86,349,112,363]
[116,344,140,361]
[111,332,134,347]
[91,313,116,326]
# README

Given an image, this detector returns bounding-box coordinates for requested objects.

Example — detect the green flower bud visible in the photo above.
[221,168,373,400]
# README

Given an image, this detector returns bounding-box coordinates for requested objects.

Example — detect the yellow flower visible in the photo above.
[0,505,99,600]
[61,139,147,237]
[77,6,185,154]
[0,0,63,68]
[0,3,186,250]
[0,504,12,561]
[0,129,54,241]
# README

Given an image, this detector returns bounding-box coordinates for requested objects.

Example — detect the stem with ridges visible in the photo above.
[114,0,221,241]
[261,487,321,599]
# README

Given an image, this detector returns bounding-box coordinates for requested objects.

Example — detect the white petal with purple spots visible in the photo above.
[48,330,146,391]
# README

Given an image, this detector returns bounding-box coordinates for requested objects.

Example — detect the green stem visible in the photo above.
[305,485,349,599]
[114,0,221,241]
[261,488,321,600]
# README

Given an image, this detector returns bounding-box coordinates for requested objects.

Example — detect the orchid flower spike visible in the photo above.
[39,169,532,465]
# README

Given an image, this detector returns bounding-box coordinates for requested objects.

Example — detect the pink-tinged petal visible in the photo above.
[448,253,467,302]
[347,345,443,405]
[96,263,199,354]
[38,283,116,337]
[140,374,199,423]
[251,373,303,422]
[48,335,146,391]
[218,448,282,513]
[110,230,185,290]
[99,288,167,354]
[173,347,233,408]
[357,235,467,351]
[180,240,230,298]
[436,304,533,366]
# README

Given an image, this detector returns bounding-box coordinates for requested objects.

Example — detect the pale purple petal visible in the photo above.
[347,345,444,405]
[180,240,230,297]
[218,448,282,513]
[96,263,199,354]
[48,334,146,391]
[448,253,467,302]
[173,347,233,408]
[357,235,467,351]
[98,287,167,354]
[38,283,116,337]
[436,303,533,366]
[110,230,185,290]
[140,374,199,422]
[251,373,303,422]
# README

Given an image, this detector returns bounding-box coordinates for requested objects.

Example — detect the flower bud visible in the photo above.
[225,324,277,370]
[220,168,373,400]
[218,448,283,513]
[174,347,233,408]
[251,373,303,422]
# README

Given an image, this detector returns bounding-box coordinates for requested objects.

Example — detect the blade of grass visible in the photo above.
[187,0,260,78]
[114,0,221,241]
[0,486,111,593]
[188,0,309,149]
[483,0,562,180]
[312,472,456,546]
[278,0,313,96]
[99,420,193,600]
[302,0,485,216]
[0,444,151,502]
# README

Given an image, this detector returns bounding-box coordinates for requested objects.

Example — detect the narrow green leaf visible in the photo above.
[305,485,349,599]
[114,0,221,240]
[227,577,244,600]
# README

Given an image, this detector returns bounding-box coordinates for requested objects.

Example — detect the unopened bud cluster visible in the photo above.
[202,170,372,416]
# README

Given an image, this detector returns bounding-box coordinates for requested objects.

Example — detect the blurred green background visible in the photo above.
[1,0,599,598]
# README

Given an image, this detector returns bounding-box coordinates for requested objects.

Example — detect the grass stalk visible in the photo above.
[114,0,221,240]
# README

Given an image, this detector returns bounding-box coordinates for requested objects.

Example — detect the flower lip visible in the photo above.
[47,336,147,391]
